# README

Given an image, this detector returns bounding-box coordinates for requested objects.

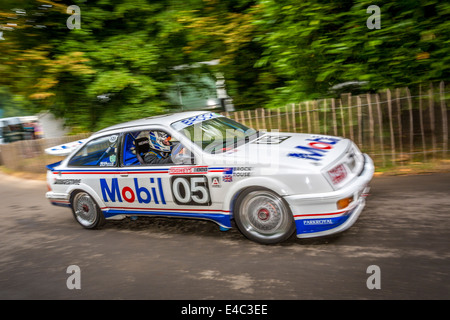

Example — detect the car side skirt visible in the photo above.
[101,207,232,230]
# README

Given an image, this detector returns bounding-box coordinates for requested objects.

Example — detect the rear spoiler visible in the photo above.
[46,161,62,171]
[44,139,87,156]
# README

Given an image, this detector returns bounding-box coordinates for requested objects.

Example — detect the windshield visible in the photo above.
[171,113,257,154]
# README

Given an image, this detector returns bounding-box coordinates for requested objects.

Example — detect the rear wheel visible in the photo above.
[71,191,105,229]
[234,188,295,244]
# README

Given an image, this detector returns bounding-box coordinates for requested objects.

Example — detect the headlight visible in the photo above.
[327,163,348,185]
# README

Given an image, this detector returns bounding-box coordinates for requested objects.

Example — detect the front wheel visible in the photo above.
[71,191,105,229]
[234,188,295,244]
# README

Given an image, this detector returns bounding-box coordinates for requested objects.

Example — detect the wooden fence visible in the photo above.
[0,82,448,174]
[0,133,90,174]
[224,81,449,168]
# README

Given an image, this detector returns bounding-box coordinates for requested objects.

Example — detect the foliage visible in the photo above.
[254,0,450,103]
[0,0,449,131]
[1,0,197,131]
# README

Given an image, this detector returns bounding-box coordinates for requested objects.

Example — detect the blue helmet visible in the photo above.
[148,131,172,153]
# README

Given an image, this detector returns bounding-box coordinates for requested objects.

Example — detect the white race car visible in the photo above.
[46,111,374,244]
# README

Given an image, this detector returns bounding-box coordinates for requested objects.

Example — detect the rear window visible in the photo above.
[68,134,118,167]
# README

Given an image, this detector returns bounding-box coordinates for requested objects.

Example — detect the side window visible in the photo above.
[122,130,185,166]
[68,134,118,167]
[122,131,142,166]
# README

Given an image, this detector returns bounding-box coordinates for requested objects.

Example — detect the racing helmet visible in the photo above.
[148,131,173,153]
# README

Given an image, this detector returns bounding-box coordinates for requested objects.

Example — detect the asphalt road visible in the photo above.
[0,172,449,301]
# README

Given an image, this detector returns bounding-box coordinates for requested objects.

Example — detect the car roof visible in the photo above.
[95,111,210,135]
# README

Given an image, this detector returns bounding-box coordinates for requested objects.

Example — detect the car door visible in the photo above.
[114,129,174,215]
[116,128,223,221]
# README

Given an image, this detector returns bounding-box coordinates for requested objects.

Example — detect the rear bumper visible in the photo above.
[46,191,71,207]
[284,154,374,238]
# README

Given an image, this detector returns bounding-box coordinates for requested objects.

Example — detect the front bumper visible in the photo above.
[284,154,374,238]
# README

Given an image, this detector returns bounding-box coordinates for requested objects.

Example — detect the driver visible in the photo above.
[143,131,174,165]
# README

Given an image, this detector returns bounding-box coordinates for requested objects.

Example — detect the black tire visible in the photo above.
[234,187,295,244]
[71,191,105,229]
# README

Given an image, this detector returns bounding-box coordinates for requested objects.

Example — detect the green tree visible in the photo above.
[1,0,203,131]
[178,0,279,109]
[1,0,449,130]
[255,0,450,104]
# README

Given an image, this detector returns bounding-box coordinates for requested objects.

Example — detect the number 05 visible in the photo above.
[190,177,209,204]
[172,176,210,205]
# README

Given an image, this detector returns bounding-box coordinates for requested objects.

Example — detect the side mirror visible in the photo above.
[171,144,195,165]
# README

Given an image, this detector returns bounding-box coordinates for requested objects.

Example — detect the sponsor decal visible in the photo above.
[223,175,233,182]
[211,177,221,188]
[328,164,347,185]
[169,166,208,175]
[232,167,252,177]
[108,135,118,143]
[170,175,211,206]
[179,113,218,126]
[220,167,252,179]
[288,136,341,161]
[54,178,81,185]
[100,161,114,167]
[222,167,233,182]
[252,135,291,144]
[100,177,166,204]
[303,219,334,225]
[224,167,233,174]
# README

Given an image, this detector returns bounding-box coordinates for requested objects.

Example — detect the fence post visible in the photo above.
[313,100,319,133]
[239,110,245,126]
[387,89,396,164]
[234,110,240,123]
[306,101,311,133]
[277,107,282,130]
[299,103,303,133]
[357,95,363,147]
[419,84,427,161]
[331,98,337,136]
[348,93,354,141]
[339,99,346,137]
[440,81,448,158]
[255,109,260,130]
[247,110,253,129]
[405,87,414,156]
[261,108,267,131]
[367,93,375,155]
[429,83,436,159]
[396,88,404,162]
[375,93,386,167]
[285,105,291,132]
[291,104,296,133]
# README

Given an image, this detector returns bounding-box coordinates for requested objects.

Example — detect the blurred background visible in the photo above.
[0,0,449,174]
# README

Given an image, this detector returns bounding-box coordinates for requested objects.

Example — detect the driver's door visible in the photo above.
[115,128,214,218]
